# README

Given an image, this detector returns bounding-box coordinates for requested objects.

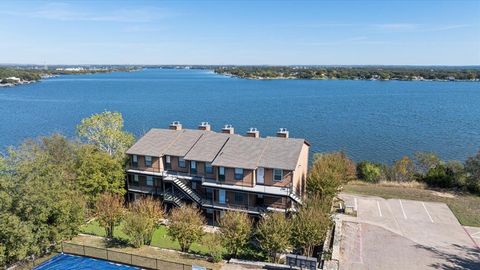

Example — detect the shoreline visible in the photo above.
[0,68,141,88]
[216,72,480,82]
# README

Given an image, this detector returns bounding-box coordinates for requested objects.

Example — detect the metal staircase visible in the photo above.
[163,191,184,207]
[289,192,303,204]
[163,174,202,206]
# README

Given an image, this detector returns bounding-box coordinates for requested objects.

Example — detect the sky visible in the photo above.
[0,0,479,65]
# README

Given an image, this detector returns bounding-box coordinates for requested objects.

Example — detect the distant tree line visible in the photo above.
[214,66,480,81]
[0,67,138,84]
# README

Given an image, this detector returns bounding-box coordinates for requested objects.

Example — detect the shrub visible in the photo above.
[218,211,252,258]
[307,152,356,198]
[357,161,384,183]
[167,205,205,252]
[202,233,223,263]
[123,197,163,247]
[256,212,291,263]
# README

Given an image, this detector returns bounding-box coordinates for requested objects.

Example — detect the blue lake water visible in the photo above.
[1,68,479,163]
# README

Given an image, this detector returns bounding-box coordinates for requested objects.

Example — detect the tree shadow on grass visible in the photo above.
[414,243,480,270]
[104,237,130,248]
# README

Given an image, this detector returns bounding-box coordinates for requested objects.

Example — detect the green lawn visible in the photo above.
[343,183,480,227]
[80,221,209,254]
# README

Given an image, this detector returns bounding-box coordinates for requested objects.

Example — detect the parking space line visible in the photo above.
[399,200,407,219]
[422,202,434,223]
[377,201,383,217]
[471,231,480,237]
[354,197,358,212]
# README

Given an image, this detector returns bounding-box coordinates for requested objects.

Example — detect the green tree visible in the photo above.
[465,150,480,194]
[95,193,125,239]
[256,212,291,263]
[357,161,384,183]
[123,197,163,247]
[414,152,442,175]
[202,233,224,263]
[291,196,331,257]
[76,145,126,204]
[0,136,85,266]
[167,205,205,252]
[76,111,135,157]
[307,152,356,198]
[0,214,32,267]
[390,156,415,182]
[218,211,252,258]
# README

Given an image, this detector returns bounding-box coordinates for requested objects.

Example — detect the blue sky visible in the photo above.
[0,0,479,65]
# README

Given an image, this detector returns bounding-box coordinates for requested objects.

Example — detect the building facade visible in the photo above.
[125,121,310,225]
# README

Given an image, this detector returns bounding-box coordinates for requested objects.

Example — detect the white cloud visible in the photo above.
[1,2,173,23]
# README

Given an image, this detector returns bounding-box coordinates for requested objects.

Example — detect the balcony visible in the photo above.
[125,169,302,204]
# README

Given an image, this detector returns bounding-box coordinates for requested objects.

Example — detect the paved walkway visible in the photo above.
[338,193,480,270]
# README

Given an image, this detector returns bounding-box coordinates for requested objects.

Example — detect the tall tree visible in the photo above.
[0,136,85,267]
[307,152,356,198]
[256,212,291,263]
[291,196,332,257]
[76,111,135,157]
[75,145,126,204]
[218,211,252,258]
[123,197,163,248]
[95,193,125,239]
[167,205,205,252]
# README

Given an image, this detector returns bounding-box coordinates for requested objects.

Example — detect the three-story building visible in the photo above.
[125,121,309,225]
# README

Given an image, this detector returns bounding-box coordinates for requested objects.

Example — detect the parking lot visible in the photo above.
[337,193,480,270]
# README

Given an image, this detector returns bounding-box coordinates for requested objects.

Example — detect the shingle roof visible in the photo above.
[183,132,230,162]
[163,129,206,157]
[211,136,267,170]
[126,129,181,157]
[127,128,308,170]
[258,137,305,170]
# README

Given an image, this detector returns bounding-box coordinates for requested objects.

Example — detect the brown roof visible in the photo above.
[183,132,230,162]
[258,137,305,170]
[126,129,180,157]
[211,136,267,170]
[127,128,308,170]
[163,129,206,157]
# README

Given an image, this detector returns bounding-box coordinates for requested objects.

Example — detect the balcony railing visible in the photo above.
[126,169,303,203]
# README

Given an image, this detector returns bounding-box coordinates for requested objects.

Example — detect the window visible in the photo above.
[190,160,197,174]
[146,176,153,186]
[234,192,244,204]
[192,182,197,189]
[234,168,244,180]
[219,167,225,181]
[165,155,171,169]
[178,157,186,168]
[206,188,213,201]
[132,174,139,185]
[132,155,138,166]
[273,169,283,181]
[145,156,152,167]
[205,162,213,174]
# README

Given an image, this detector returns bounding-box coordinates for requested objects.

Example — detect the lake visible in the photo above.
[1,68,479,163]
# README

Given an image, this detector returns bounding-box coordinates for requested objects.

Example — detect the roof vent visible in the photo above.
[169,121,182,130]
[246,127,260,138]
[198,122,211,131]
[277,128,289,138]
[222,124,234,134]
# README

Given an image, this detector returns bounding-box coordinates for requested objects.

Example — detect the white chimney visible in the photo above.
[246,127,260,138]
[198,122,211,131]
[169,121,182,130]
[221,124,234,134]
[276,128,289,138]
